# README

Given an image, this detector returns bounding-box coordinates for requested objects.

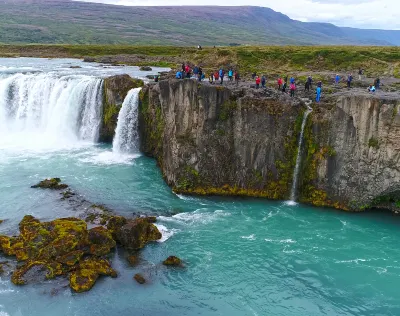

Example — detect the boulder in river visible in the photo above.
[133,273,146,284]
[31,178,68,190]
[139,66,152,71]
[162,256,182,267]
[116,218,162,250]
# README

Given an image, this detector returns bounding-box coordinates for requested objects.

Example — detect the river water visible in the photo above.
[0,59,399,316]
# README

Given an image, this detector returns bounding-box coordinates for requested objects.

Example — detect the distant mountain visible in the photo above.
[0,0,399,46]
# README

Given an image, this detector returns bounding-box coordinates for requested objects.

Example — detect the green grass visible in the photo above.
[1,45,399,77]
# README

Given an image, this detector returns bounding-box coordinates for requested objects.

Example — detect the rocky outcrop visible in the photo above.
[99,75,144,142]
[299,91,400,210]
[0,213,161,292]
[140,79,400,212]
[139,79,304,200]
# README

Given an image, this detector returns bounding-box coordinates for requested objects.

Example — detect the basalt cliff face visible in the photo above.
[139,79,304,200]
[139,79,400,212]
[301,92,400,211]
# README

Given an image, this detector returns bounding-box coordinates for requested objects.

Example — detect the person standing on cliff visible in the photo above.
[261,75,266,88]
[234,71,240,86]
[316,85,322,102]
[219,68,225,85]
[290,82,296,97]
[347,74,353,88]
[255,76,261,89]
[282,80,287,93]
[335,74,340,85]
[228,69,233,82]
[277,77,283,90]
[214,71,219,83]
[209,72,214,84]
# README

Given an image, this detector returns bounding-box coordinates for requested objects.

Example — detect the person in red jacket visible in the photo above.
[255,76,261,89]
[277,77,283,90]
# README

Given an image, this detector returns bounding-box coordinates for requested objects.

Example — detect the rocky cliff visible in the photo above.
[139,79,305,200]
[300,91,400,211]
[139,79,400,212]
[99,75,143,142]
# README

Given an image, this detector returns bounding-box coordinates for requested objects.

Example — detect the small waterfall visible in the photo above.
[112,88,142,154]
[0,73,103,148]
[289,103,313,202]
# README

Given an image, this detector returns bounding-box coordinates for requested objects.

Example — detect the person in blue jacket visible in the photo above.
[335,74,340,85]
[219,68,225,85]
[261,75,266,88]
[176,71,182,79]
[316,86,322,103]
[228,69,233,81]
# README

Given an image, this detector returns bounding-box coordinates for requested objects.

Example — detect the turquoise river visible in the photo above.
[0,58,399,316]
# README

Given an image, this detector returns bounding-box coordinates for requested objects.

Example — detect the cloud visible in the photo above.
[75,0,400,29]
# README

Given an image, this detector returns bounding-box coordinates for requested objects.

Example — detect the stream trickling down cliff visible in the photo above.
[290,104,313,202]
[0,59,400,316]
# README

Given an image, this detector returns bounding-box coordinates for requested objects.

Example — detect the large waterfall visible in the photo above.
[290,104,313,202]
[112,88,141,154]
[0,73,103,149]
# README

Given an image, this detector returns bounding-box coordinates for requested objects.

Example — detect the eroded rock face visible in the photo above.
[299,91,400,210]
[99,75,144,142]
[140,80,400,212]
[139,79,304,200]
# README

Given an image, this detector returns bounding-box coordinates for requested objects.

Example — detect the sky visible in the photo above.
[77,0,400,30]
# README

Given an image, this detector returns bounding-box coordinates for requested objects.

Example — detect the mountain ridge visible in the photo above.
[0,0,399,45]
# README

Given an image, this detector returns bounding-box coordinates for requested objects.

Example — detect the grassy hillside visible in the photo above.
[0,0,398,46]
[1,45,399,78]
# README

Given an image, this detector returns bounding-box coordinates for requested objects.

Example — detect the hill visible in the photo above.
[0,0,399,46]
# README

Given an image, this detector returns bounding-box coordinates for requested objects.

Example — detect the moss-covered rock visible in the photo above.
[88,226,116,256]
[139,66,152,71]
[116,218,161,250]
[133,273,146,284]
[31,178,68,190]
[162,256,182,267]
[99,75,144,143]
[0,212,162,292]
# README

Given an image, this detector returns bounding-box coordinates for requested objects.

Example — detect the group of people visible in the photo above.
[174,63,383,103]
[176,64,241,85]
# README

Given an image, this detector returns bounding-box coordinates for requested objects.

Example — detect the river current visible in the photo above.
[0,59,399,316]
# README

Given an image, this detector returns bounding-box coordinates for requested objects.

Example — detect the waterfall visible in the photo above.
[0,73,103,149]
[290,104,313,202]
[112,88,142,154]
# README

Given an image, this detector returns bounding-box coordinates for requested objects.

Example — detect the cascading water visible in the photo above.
[0,72,103,149]
[289,103,313,202]
[112,87,142,154]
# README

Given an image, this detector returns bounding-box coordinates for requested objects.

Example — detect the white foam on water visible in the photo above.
[284,200,298,206]
[0,311,10,316]
[154,224,179,242]
[158,209,230,225]
[241,234,256,240]
[265,238,297,244]
[78,150,141,165]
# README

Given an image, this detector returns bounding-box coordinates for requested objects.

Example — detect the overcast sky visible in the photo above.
[78,0,400,30]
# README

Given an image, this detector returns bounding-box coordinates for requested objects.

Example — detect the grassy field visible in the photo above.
[0,45,399,78]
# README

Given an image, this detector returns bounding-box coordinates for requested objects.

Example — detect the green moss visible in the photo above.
[218,100,237,121]
[368,137,379,149]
